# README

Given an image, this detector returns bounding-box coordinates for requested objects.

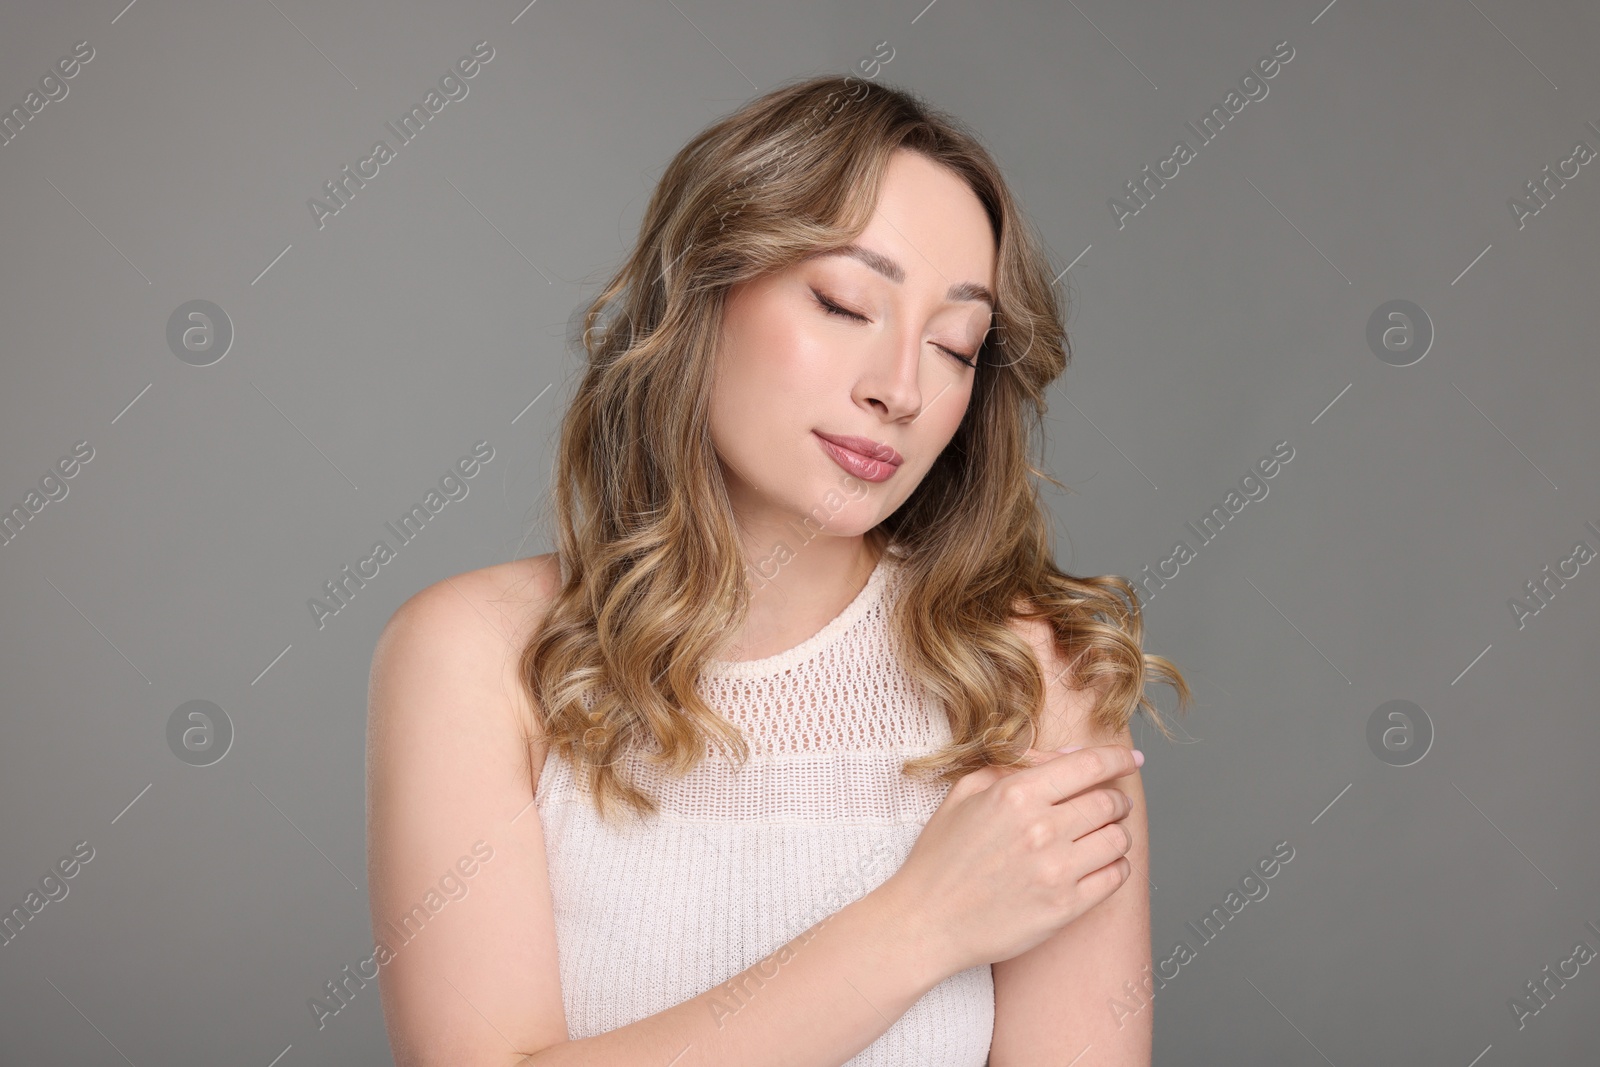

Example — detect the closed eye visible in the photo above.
[810,289,978,369]
[813,290,869,323]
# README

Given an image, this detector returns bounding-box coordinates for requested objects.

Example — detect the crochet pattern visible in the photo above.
[535,550,994,1062]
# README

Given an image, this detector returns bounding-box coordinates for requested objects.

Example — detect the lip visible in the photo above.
[814,430,904,483]
[813,431,904,466]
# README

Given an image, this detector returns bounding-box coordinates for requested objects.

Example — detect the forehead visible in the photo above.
[841,150,997,298]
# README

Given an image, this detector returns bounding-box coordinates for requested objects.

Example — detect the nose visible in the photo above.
[860,328,926,421]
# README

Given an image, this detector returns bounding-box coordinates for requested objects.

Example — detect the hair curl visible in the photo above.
[521,72,1190,828]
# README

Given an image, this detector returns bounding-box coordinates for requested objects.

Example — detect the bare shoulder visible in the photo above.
[365,552,572,1060]
[389,552,564,650]
[1003,607,1124,751]
[372,552,564,748]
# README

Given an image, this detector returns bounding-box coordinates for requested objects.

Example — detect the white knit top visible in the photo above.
[534,549,995,1063]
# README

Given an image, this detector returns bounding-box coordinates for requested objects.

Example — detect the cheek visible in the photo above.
[719,311,836,414]
[901,388,972,474]
[709,368,767,467]
[926,384,973,441]
[711,319,816,458]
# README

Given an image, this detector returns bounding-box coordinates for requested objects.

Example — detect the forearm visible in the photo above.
[517,885,953,1067]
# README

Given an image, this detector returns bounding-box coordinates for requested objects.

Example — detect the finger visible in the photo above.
[976,748,1065,779]
[982,749,1062,787]
[1074,856,1133,906]
[1008,744,1141,805]
[1047,786,1129,842]
[1067,819,1134,881]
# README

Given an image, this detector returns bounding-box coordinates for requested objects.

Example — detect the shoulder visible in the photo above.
[371,553,564,744]
[1003,607,1124,751]
[364,558,574,1057]
[386,552,563,649]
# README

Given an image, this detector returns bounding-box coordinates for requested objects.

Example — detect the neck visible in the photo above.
[723,531,885,662]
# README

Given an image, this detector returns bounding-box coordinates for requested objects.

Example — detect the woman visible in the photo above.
[365,73,1189,1066]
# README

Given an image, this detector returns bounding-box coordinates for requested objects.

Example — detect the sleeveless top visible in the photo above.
[533,549,995,1063]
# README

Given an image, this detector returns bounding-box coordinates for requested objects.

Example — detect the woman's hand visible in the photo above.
[870,744,1141,976]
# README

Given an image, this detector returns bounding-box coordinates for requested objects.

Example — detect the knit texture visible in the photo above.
[534,549,995,1063]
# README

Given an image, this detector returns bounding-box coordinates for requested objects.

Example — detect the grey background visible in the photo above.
[2,0,1597,1063]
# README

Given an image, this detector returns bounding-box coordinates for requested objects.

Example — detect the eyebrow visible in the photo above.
[808,243,996,311]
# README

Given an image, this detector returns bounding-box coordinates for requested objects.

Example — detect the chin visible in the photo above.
[794,494,880,537]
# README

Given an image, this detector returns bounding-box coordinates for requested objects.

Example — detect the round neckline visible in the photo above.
[704,550,897,679]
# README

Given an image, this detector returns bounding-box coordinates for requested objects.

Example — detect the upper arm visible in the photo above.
[989,616,1153,1067]
[365,557,567,1066]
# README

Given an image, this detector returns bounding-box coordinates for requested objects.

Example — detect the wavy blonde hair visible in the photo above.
[521,72,1190,827]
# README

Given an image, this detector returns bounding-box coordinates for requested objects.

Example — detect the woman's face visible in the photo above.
[711,148,998,545]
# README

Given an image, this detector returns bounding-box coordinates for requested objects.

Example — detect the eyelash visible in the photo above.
[811,290,979,370]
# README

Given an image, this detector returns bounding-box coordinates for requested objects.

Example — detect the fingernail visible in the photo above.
[1056,744,1084,754]
[1132,749,1146,767]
